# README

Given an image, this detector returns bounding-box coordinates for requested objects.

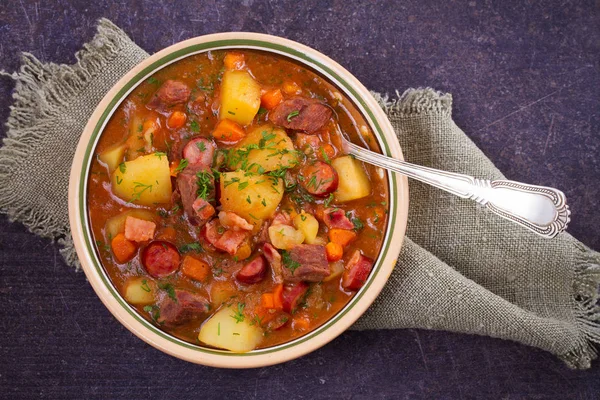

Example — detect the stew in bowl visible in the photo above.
[70,33,408,367]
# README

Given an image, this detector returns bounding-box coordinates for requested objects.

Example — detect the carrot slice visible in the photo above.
[211,119,246,142]
[328,228,357,247]
[261,293,275,309]
[181,255,211,282]
[272,284,284,310]
[167,111,187,129]
[260,89,283,110]
[223,52,245,70]
[325,242,343,262]
[111,233,137,263]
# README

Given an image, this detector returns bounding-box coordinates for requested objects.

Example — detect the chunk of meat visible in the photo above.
[341,250,374,291]
[219,211,253,231]
[283,244,330,283]
[176,171,214,226]
[141,240,181,278]
[263,243,283,284]
[236,255,267,284]
[187,93,207,115]
[147,80,191,110]
[158,289,210,326]
[182,137,215,171]
[281,282,309,313]
[214,230,248,255]
[299,161,339,197]
[123,216,156,242]
[323,208,354,229]
[269,97,332,133]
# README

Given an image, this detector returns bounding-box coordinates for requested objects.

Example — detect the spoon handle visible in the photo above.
[344,141,570,238]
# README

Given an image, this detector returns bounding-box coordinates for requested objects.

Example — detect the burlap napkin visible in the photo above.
[1,19,599,369]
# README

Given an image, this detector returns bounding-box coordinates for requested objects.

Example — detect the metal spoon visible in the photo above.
[340,137,570,238]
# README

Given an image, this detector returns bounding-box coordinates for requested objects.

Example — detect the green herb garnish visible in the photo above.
[286,110,300,122]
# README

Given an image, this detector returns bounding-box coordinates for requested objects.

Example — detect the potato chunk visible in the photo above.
[268,224,305,250]
[124,277,155,305]
[331,156,372,202]
[293,212,319,244]
[198,304,263,352]
[231,125,299,172]
[98,142,127,172]
[219,70,261,126]
[111,153,172,206]
[219,171,283,225]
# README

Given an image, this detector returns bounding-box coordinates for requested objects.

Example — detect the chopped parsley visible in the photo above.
[196,141,206,152]
[179,243,203,253]
[230,303,246,324]
[324,193,335,207]
[196,170,214,200]
[174,158,189,174]
[154,152,167,160]
[286,110,300,122]
[143,305,161,323]
[140,279,151,293]
[282,250,301,273]
[190,120,200,132]
[128,181,153,204]
[147,77,160,85]
[158,282,177,302]
[118,163,126,173]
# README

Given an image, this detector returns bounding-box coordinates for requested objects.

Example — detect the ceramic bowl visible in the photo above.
[68,32,409,368]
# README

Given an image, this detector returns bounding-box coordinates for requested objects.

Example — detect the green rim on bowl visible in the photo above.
[71,34,407,366]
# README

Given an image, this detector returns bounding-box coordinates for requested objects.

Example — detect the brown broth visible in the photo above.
[87,50,389,349]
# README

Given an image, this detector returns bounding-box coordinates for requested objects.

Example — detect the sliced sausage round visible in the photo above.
[299,161,339,197]
[281,282,309,313]
[236,255,267,284]
[141,240,181,278]
[341,250,374,291]
[182,137,215,170]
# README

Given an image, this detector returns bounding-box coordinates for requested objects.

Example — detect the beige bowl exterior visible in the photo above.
[68,32,409,368]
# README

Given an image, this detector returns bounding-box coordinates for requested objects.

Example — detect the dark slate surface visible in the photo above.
[1,0,599,398]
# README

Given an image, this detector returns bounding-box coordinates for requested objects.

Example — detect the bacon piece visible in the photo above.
[323,208,354,230]
[218,211,253,231]
[124,216,156,242]
[214,230,248,255]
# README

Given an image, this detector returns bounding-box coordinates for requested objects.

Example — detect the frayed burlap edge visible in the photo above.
[0,19,134,269]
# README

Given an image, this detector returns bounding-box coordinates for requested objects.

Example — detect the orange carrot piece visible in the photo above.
[260,89,283,110]
[181,255,211,282]
[328,228,357,247]
[273,284,284,310]
[143,119,158,132]
[211,119,246,142]
[223,52,245,70]
[167,111,187,129]
[111,233,137,263]
[325,242,343,262]
[261,293,275,309]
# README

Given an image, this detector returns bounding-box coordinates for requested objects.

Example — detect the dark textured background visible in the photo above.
[1,0,599,398]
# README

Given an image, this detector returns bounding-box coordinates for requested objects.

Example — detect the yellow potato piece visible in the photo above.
[111,153,172,206]
[331,156,372,202]
[198,304,263,353]
[219,70,261,126]
[293,212,319,244]
[268,224,305,250]
[98,142,127,172]
[232,125,299,172]
[124,277,155,305]
[219,171,283,225]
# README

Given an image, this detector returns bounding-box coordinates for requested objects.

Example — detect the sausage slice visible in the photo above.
[141,240,181,278]
[299,161,339,197]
